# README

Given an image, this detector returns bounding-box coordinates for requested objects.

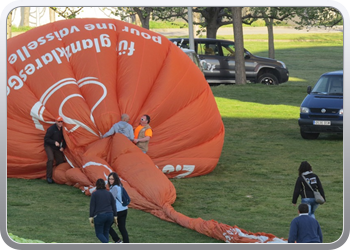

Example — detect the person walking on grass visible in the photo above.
[292,161,325,218]
[288,203,323,243]
[89,179,118,243]
[108,172,129,243]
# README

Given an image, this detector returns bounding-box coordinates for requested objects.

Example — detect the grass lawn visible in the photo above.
[7,32,343,244]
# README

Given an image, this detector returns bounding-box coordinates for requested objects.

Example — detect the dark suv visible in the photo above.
[170,38,289,85]
[298,70,343,139]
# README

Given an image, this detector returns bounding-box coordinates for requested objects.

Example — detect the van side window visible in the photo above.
[329,77,343,93]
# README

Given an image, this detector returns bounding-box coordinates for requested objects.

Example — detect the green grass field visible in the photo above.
[7,32,343,244]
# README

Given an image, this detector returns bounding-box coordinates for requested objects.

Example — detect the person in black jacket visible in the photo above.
[44,116,66,184]
[292,161,326,218]
[89,179,118,243]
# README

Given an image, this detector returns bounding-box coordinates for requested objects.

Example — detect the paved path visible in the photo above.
[152,26,343,37]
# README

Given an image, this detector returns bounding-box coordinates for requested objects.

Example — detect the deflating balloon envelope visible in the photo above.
[7,18,284,243]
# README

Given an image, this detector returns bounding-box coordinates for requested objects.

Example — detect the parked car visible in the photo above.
[298,70,343,139]
[169,38,289,85]
[181,48,204,74]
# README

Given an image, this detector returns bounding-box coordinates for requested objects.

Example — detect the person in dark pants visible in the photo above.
[44,116,66,184]
[89,179,118,243]
[288,203,323,243]
[292,161,325,218]
[108,172,129,243]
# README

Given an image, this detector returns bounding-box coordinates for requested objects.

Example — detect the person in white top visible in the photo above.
[108,172,129,243]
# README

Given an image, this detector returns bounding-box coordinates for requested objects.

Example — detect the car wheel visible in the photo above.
[300,130,320,139]
[258,73,279,85]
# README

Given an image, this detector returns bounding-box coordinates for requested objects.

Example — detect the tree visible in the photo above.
[49,8,56,23]
[293,7,343,29]
[153,7,257,39]
[248,7,297,59]
[104,7,155,29]
[50,7,84,19]
[20,7,30,27]
[107,7,251,39]
[193,11,201,38]
[131,7,153,29]
[249,7,342,59]
[232,7,246,85]
[194,7,232,38]
[7,10,12,39]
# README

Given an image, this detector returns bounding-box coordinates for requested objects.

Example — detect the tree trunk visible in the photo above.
[232,7,246,85]
[49,7,56,23]
[265,17,275,59]
[134,7,151,29]
[193,12,201,38]
[7,11,12,39]
[20,7,30,27]
[207,25,218,39]
[205,9,220,38]
[135,14,142,26]
[140,16,150,29]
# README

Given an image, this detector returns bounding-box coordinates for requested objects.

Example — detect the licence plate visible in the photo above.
[313,120,331,125]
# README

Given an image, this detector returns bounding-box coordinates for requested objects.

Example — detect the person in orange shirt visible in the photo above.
[133,115,152,153]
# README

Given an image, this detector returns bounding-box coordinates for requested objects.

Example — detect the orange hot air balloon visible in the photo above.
[7,18,285,243]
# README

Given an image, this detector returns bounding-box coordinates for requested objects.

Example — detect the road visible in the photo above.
[152,26,343,37]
